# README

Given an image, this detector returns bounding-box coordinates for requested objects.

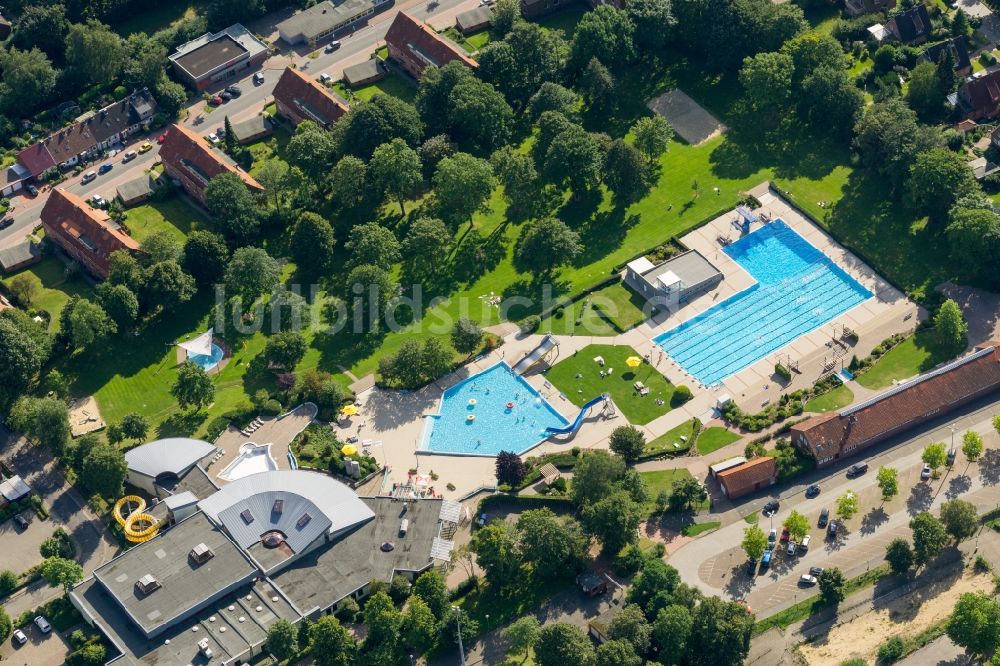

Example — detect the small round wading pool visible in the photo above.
[187,343,224,372]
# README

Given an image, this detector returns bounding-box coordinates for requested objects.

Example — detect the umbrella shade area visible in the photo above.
[626,356,643,368]
[341,444,358,456]
[340,405,359,416]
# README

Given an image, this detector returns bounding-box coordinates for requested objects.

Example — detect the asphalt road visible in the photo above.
[0,0,479,251]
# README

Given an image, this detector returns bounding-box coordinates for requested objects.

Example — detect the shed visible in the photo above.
[0,475,31,502]
[0,240,42,274]
[709,456,748,478]
[538,462,560,486]
[455,6,492,34]
[117,175,156,206]
[343,59,386,88]
[230,115,273,144]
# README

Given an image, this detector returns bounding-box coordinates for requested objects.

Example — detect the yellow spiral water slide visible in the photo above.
[113,496,159,543]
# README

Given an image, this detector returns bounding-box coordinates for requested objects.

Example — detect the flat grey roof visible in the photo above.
[160,463,219,500]
[0,240,41,271]
[640,249,721,289]
[278,0,380,42]
[116,175,154,203]
[272,496,441,613]
[72,576,298,665]
[92,512,257,637]
[343,59,381,84]
[456,6,492,31]
[231,115,271,142]
[125,438,216,479]
[173,35,248,79]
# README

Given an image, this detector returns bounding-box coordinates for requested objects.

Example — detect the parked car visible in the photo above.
[157,131,168,144]
[827,520,839,538]
[207,133,220,145]
[26,184,38,196]
[799,535,811,552]
[805,484,821,498]
[219,90,232,101]
[319,73,333,83]
[786,541,797,556]
[921,463,931,480]
[225,85,242,97]
[13,514,28,529]
[779,528,790,543]
[82,170,97,184]
[768,528,777,544]
[762,500,779,517]
[947,448,957,466]
[818,508,829,528]
[122,150,138,162]
[809,566,824,577]
[12,629,26,645]
[139,141,153,153]
[0,217,12,230]
[325,40,341,52]
[91,195,105,208]
[846,462,869,478]
[253,72,265,85]
[761,549,772,569]
[34,616,51,633]
[799,574,817,586]
[746,559,757,576]
[98,163,113,175]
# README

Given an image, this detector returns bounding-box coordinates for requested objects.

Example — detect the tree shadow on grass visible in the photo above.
[156,410,207,438]
[860,506,889,535]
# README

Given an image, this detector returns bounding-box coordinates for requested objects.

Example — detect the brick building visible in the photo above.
[158,124,263,204]
[40,189,139,279]
[384,13,477,80]
[716,457,777,500]
[272,67,349,129]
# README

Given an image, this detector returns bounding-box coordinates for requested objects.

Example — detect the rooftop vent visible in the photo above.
[135,574,161,596]
[198,637,213,657]
[261,531,285,548]
[399,518,409,537]
[190,542,214,564]
[272,499,284,514]
[240,509,254,525]
[296,513,312,529]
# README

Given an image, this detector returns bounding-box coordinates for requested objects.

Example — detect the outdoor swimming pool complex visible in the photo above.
[653,220,872,386]
[421,362,569,456]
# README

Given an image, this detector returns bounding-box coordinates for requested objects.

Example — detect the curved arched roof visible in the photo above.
[124,438,217,478]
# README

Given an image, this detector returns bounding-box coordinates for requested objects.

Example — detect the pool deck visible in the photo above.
[344,184,921,500]
[206,403,318,484]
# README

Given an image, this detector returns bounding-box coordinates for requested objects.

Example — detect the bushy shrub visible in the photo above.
[614,543,646,576]
[877,636,905,663]
[774,363,792,381]
[518,315,541,334]
[671,385,693,407]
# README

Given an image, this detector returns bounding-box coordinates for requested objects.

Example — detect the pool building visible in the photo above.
[624,249,723,311]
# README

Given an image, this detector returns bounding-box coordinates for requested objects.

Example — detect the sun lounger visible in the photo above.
[634,381,646,391]
[640,387,649,396]
[593,356,605,366]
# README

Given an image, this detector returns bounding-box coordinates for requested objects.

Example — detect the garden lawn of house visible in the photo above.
[805,384,854,412]
[442,27,490,54]
[545,344,677,425]
[855,332,955,390]
[639,468,707,513]
[333,72,416,104]
[1,257,94,332]
[124,195,209,243]
[247,129,292,176]
[696,427,741,455]
[681,520,720,537]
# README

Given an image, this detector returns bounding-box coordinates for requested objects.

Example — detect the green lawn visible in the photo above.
[639,468,708,512]
[124,195,210,244]
[805,384,854,412]
[696,427,741,455]
[334,72,417,104]
[1,258,94,332]
[682,521,721,537]
[456,578,569,635]
[535,6,587,38]
[247,129,292,176]
[643,419,696,457]
[112,0,201,35]
[442,27,491,53]
[539,281,648,336]
[545,344,678,425]
[856,332,956,390]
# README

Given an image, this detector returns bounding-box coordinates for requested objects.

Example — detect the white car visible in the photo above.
[799,535,811,552]
[34,616,51,633]
[786,541,797,556]
[81,170,97,184]
[921,463,931,480]
[122,150,138,162]
[319,73,333,83]
[799,574,817,586]
[207,133,220,145]
[325,40,341,52]
[91,195,105,208]
[11,629,26,645]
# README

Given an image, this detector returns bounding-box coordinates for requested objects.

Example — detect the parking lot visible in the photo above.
[0,508,60,575]
[0,623,72,665]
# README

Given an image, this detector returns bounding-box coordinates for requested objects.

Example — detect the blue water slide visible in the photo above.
[545,394,607,435]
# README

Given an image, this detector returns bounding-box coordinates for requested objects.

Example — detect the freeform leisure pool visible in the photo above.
[653,220,872,386]
[420,362,569,456]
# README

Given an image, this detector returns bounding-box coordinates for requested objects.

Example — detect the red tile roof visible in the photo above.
[716,457,776,499]
[385,12,477,74]
[272,67,349,128]
[158,123,263,192]
[17,143,57,178]
[792,342,1000,465]
[960,71,1000,117]
[40,188,139,279]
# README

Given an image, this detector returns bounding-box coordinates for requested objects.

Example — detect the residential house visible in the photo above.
[885,5,932,44]
[116,175,157,207]
[272,67,349,129]
[16,89,157,178]
[844,0,895,18]
[716,457,777,499]
[0,240,42,274]
[276,0,392,46]
[384,12,477,80]
[919,38,971,76]
[40,188,140,279]
[158,124,263,205]
[790,342,1000,467]
[957,70,1000,120]
[0,162,31,197]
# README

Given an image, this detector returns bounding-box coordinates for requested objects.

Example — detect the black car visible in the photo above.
[225,85,242,97]
[818,508,829,528]
[846,462,869,478]
[0,217,12,230]
[805,484,821,498]
[762,500,780,517]
[827,520,839,538]
[809,566,824,577]
[13,514,28,530]
[26,184,38,196]
[219,90,232,101]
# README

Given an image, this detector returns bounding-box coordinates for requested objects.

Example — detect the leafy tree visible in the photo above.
[361,591,402,653]
[910,511,948,565]
[490,146,541,221]
[596,639,641,666]
[885,538,914,575]
[799,66,864,141]
[877,466,899,502]
[739,51,794,114]
[571,5,635,70]
[947,592,1000,658]
[626,0,674,50]
[906,149,977,222]
[40,557,83,591]
[818,567,846,603]
[653,604,692,658]
[0,570,17,597]
[609,425,646,462]
[442,606,479,649]
[107,250,146,293]
[338,94,423,160]
[632,115,674,162]
[171,361,215,411]
[580,57,616,115]
[686,596,753,666]
[400,596,436,654]
[670,475,708,511]
[345,222,401,272]
[470,521,521,589]
[329,155,368,208]
[906,61,945,121]
[415,61,476,136]
[934,299,968,352]
[204,172,262,245]
[627,558,680,614]
[62,298,116,351]
[81,443,128,497]
[267,289,312,332]
[8,274,38,308]
[514,217,582,279]
[581,490,642,553]
[412,568,448,619]
[532,111,576,168]
[402,217,451,278]
[501,615,540,663]
[782,510,809,542]
[604,139,650,205]
[448,78,514,153]
[66,19,125,86]
[32,398,71,452]
[369,138,423,216]
[309,615,356,666]
[285,119,337,183]
[607,604,651,654]
[225,247,281,303]
[528,82,578,119]
[155,78,188,117]
[853,99,941,191]
[290,212,336,280]
[345,264,398,331]
[96,283,139,329]
[122,32,168,90]
[940,499,978,542]
[742,524,768,561]
[570,450,625,506]
[952,8,970,38]
[264,331,306,369]
[543,125,604,193]
[433,152,495,227]
[141,261,196,313]
[141,232,182,265]
[182,231,229,285]
[962,430,984,462]
[119,412,148,441]
[946,206,1000,288]
[255,159,291,210]
[491,0,520,36]
[517,508,587,575]
[535,623,596,666]
[836,491,859,520]
[265,619,298,661]
[13,4,69,59]
[0,48,57,115]
[922,442,947,473]
[478,22,569,107]
[0,315,48,406]
[419,134,456,178]
[495,450,528,487]
[451,317,484,356]
[781,32,846,84]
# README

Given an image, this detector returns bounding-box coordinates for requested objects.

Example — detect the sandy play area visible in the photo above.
[799,570,990,665]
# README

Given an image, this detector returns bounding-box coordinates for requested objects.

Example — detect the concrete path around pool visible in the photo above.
[206,403,318,483]
[346,185,923,500]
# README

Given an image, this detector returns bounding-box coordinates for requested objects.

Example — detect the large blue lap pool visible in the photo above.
[653,220,872,386]
[420,362,569,456]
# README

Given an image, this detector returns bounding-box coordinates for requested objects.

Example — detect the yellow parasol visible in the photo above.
[340,404,359,417]
[341,444,358,456]
[626,356,643,368]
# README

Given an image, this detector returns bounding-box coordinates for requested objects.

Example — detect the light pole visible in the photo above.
[452,606,466,666]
